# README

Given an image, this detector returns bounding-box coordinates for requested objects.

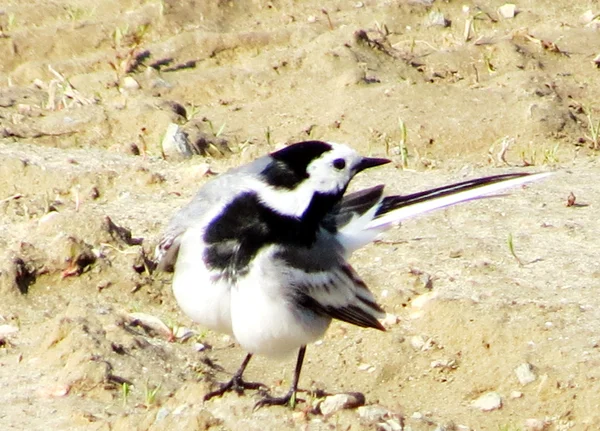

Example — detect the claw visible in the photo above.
[254,389,301,410]
[204,375,266,401]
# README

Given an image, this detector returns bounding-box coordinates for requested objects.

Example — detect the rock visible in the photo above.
[0,324,19,337]
[498,4,517,19]
[161,123,194,160]
[382,313,400,326]
[319,392,365,415]
[524,418,550,431]
[379,418,403,431]
[126,312,172,339]
[510,391,523,399]
[357,405,390,422]
[120,76,140,91]
[427,11,450,27]
[515,363,537,385]
[410,335,435,351]
[471,392,502,411]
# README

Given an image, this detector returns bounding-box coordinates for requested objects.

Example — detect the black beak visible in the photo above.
[355,156,391,173]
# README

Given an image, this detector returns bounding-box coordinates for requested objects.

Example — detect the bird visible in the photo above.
[155,140,549,409]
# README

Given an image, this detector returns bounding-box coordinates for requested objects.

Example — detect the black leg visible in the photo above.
[204,353,266,401]
[254,345,306,410]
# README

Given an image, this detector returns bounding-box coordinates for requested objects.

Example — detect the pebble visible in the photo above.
[510,390,523,399]
[357,405,390,422]
[357,363,376,373]
[120,76,140,90]
[379,419,402,431]
[515,363,537,385]
[498,3,517,19]
[319,393,365,415]
[524,418,549,431]
[126,312,172,339]
[161,123,194,159]
[410,335,435,351]
[0,324,19,337]
[382,313,400,326]
[173,326,195,341]
[193,342,208,352]
[427,11,450,27]
[471,392,502,411]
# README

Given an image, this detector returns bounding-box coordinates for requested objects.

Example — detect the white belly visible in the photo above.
[173,226,233,334]
[230,247,331,358]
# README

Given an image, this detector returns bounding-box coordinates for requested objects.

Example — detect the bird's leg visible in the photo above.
[254,346,306,410]
[204,353,266,401]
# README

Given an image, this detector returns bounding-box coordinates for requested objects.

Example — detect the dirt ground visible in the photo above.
[1,1,600,430]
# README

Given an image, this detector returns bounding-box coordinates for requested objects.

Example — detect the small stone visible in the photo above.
[524,418,550,431]
[471,392,502,411]
[357,363,376,373]
[382,313,400,326]
[193,343,207,352]
[427,10,450,27]
[498,3,517,19]
[593,53,600,67]
[410,335,435,351]
[319,392,365,415]
[126,312,172,339]
[515,363,537,385]
[379,419,403,431]
[0,324,19,337]
[510,391,523,399]
[161,123,194,160]
[120,76,140,90]
[430,359,456,369]
[357,405,390,422]
[173,326,194,341]
[411,411,423,420]
[37,384,70,398]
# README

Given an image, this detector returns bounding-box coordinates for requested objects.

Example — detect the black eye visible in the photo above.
[333,158,346,170]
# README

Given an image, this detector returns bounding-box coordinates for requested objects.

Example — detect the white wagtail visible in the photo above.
[155,140,549,408]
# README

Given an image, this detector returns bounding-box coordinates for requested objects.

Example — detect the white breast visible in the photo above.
[230,246,331,358]
[173,225,233,335]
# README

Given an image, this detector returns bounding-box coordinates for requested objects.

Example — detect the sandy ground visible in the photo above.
[1,1,600,430]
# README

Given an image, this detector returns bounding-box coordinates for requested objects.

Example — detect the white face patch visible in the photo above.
[252,142,364,218]
[305,143,363,194]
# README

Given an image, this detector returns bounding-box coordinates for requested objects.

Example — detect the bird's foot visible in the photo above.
[204,375,266,401]
[254,389,301,410]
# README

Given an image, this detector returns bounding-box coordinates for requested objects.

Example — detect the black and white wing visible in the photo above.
[275,236,386,331]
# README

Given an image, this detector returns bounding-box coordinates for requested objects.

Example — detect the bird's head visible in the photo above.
[257,141,390,218]
[264,141,389,193]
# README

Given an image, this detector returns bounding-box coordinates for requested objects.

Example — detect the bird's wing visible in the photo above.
[274,235,386,331]
[325,185,385,230]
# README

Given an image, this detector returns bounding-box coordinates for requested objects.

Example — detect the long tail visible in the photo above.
[337,172,551,253]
